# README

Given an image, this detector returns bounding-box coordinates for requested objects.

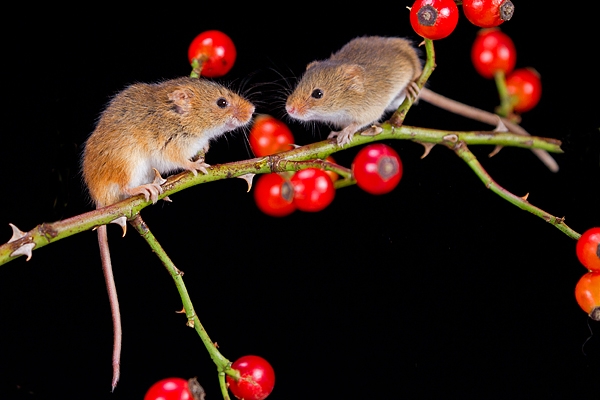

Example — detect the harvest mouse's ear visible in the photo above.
[305,60,320,71]
[339,64,365,92]
[168,88,194,114]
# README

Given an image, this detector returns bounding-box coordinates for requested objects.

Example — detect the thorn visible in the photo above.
[110,216,128,237]
[8,223,26,243]
[494,117,509,132]
[488,145,503,157]
[175,307,186,314]
[238,173,255,192]
[162,196,173,203]
[418,142,436,159]
[442,134,458,143]
[291,144,301,149]
[11,243,35,261]
[521,193,529,201]
[213,342,219,348]
[152,168,167,185]
[360,125,383,136]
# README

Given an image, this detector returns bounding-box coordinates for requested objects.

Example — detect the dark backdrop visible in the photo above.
[1,3,599,399]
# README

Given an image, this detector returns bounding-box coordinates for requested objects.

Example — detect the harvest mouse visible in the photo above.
[82,76,255,390]
[284,36,559,172]
[285,36,422,146]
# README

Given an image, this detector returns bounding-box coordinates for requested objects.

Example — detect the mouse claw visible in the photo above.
[191,160,210,175]
[329,130,353,147]
[110,216,128,237]
[238,173,255,192]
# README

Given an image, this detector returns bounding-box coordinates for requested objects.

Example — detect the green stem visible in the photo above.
[128,214,233,369]
[390,38,435,126]
[452,141,581,240]
[494,69,512,118]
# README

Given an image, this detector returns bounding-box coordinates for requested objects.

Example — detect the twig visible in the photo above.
[128,214,239,399]
[450,141,580,240]
[418,87,559,172]
[0,125,566,266]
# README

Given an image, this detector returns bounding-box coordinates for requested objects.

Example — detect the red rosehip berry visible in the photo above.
[576,227,600,272]
[249,115,295,157]
[226,355,275,400]
[352,144,403,195]
[505,68,542,113]
[290,168,335,212]
[462,0,514,28]
[575,271,600,321]
[409,0,459,40]
[188,30,236,78]
[254,173,296,217]
[471,28,516,79]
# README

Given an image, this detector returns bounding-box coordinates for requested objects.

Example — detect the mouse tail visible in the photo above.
[97,224,122,391]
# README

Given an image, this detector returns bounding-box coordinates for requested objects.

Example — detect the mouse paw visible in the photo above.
[407,81,421,102]
[328,130,353,147]
[125,183,163,204]
[190,159,210,175]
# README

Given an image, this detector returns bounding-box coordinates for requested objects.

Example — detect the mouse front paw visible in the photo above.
[125,183,163,204]
[190,159,210,175]
[328,129,353,147]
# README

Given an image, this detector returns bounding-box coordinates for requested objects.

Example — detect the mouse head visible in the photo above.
[167,78,255,138]
[286,61,366,123]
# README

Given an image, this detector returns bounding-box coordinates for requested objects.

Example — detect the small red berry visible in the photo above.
[290,168,335,212]
[144,377,192,400]
[505,68,542,113]
[576,227,600,272]
[575,271,600,321]
[187,30,236,78]
[409,0,459,40]
[253,173,296,217]
[462,0,514,28]
[226,355,275,400]
[249,115,295,157]
[352,144,403,195]
[471,28,516,79]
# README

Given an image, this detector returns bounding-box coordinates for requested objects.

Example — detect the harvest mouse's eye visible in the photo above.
[216,97,229,108]
[311,89,323,99]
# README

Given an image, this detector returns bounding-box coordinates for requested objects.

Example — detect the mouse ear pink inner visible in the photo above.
[168,88,193,114]
[340,64,365,92]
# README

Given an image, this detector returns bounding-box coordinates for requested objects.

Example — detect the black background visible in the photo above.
[1,3,599,399]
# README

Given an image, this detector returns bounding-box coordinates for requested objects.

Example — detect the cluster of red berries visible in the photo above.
[249,115,403,217]
[410,0,514,40]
